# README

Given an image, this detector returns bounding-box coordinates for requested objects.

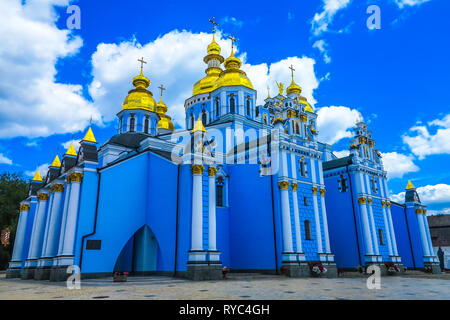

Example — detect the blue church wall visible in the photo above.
[227,164,278,271]
[405,205,425,268]
[175,164,193,273]
[296,182,319,261]
[323,171,361,268]
[390,204,415,268]
[216,206,230,267]
[371,200,390,261]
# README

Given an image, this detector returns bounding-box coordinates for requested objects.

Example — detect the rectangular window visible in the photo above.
[304,196,308,206]
[216,185,224,207]
[378,229,384,245]
[304,220,312,240]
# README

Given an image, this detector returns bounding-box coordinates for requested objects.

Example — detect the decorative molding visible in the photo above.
[52,184,65,193]
[37,193,50,202]
[386,202,391,208]
[367,198,373,205]
[191,164,205,175]
[68,172,83,184]
[278,181,290,190]
[291,182,298,191]
[415,208,423,214]
[381,201,386,207]
[358,197,367,205]
[320,188,326,196]
[312,186,318,195]
[208,167,218,177]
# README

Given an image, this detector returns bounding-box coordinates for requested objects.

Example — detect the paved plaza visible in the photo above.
[0,272,449,300]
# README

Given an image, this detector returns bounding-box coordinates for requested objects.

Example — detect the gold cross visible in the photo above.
[209,17,219,33]
[138,57,147,75]
[228,35,236,52]
[158,84,166,99]
[289,64,295,79]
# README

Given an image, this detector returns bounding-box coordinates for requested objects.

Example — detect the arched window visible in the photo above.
[255,106,260,117]
[295,122,300,134]
[119,116,123,133]
[263,114,268,125]
[216,175,227,207]
[130,115,135,132]
[215,98,220,117]
[246,99,251,116]
[304,220,312,240]
[202,111,207,126]
[338,174,348,192]
[378,229,384,245]
[229,95,235,114]
[144,117,149,134]
[191,114,194,129]
[299,157,307,177]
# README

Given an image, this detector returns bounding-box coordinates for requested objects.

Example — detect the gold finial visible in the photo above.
[32,171,43,182]
[228,35,236,54]
[406,180,415,190]
[158,84,166,100]
[267,85,271,99]
[209,17,219,33]
[50,155,61,168]
[289,64,295,81]
[137,57,147,76]
[82,127,97,144]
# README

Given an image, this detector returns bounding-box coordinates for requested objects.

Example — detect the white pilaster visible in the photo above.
[319,189,331,253]
[10,204,30,262]
[27,192,50,265]
[416,209,431,257]
[381,203,393,256]
[56,182,71,259]
[386,204,399,256]
[422,212,436,257]
[312,186,323,254]
[208,167,217,251]
[359,197,374,256]
[279,181,294,255]
[190,165,204,252]
[41,184,65,259]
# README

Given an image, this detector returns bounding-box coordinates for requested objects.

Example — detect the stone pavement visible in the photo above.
[0,272,449,300]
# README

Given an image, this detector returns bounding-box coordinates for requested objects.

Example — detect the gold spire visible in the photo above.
[65,144,77,157]
[213,34,253,91]
[50,155,61,168]
[406,180,415,190]
[192,18,225,96]
[192,117,206,133]
[32,171,43,182]
[82,127,97,144]
[122,57,156,111]
[286,64,302,95]
[267,85,271,99]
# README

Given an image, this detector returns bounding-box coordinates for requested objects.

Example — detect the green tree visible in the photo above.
[0,172,28,270]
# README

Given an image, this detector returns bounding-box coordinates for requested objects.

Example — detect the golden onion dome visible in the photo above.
[207,34,221,55]
[299,97,314,113]
[155,87,174,131]
[122,71,156,112]
[214,51,253,90]
[286,80,302,95]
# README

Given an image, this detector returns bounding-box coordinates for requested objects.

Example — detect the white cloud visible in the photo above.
[381,152,419,179]
[0,153,13,165]
[25,163,49,178]
[402,113,450,159]
[427,207,450,216]
[311,0,352,36]
[316,106,361,144]
[394,0,431,9]
[313,39,331,64]
[333,150,350,158]
[391,183,450,205]
[0,0,101,139]
[89,31,320,128]
[61,139,80,152]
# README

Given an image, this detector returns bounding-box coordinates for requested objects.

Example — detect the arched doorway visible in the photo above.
[114,225,159,275]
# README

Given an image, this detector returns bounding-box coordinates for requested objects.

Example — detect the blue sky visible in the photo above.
[0,0,449,214]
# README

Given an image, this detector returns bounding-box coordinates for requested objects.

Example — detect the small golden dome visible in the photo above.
[299,96,314,113]
[156,85,174,131]
[207,34,221,55]
[286,80,302,95]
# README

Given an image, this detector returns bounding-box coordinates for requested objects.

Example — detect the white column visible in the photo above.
[417,209,431,256]
[42,184,65,258]
[11,204,30,262]
[61,173,83,257]
[291,184,303,253]
[279,181,293,253]
[381,203,393,256]
[386,204,399,256]
[312,187,323,253]
[422,212,435,257]
[208,167,217,251]
[27,193,50,261]
[365,175,380,255]
[319,189,331,253]
[56,182,71,257]
[39,192,55,260]
[191,165,204,251]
